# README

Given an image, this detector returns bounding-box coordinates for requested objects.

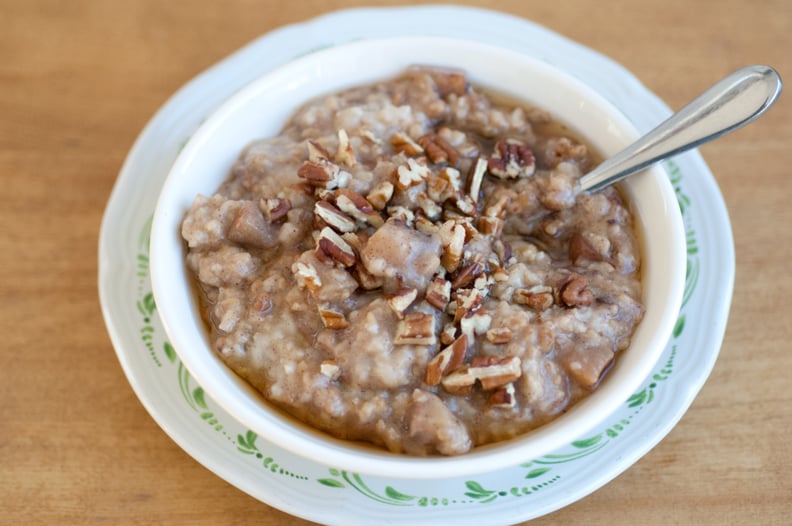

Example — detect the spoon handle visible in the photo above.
[579,65,782,193]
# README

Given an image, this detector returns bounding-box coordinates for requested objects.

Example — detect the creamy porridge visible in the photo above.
[180,67,644,456]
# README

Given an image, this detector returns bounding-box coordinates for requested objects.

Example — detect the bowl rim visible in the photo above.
[150,35,687,480]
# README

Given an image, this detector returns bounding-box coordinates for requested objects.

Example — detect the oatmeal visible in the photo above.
[181,67,644,456]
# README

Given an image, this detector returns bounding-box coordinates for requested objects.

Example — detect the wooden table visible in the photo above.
[2,1,790,524]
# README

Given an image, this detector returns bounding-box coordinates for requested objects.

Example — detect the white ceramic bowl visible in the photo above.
[150,36,686,480]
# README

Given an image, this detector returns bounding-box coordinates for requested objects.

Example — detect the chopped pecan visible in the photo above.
[426,277,452,311]
[292,261,322,293]
[438,166,463,193]
[483,195,510,219]
[453,287,485,323]
[317,227,356,267]
[414,215,440,235]
[438,220,465,273]
[460,308,492,339]
[469,355,522,390]
[473,273,494,294]
[390,132,424,156]
[318,305,349,330]
[395,157,430,189]
[259,197,291,223]
[297,159,349,189]
[488,383,516,408]
[386,287,418,318]
[335,189,384,227]
[477,216,503,237]
[353,264,384,290]
[454,195,477,217]
[320,360,341,380]
[467,157,488,202]
[514,285,555,311]
[394,312,436,346]
[440,323,458,345]
[488,138,536,179]
[451,262,485,289]
[418,133,459,166]
[440,366,476,396]
[335,129,356,167]
[307,140,331,162]
[386,206,415,227]
[314,201,356,233]
[360,129,382,145]
[491,266,509,282]
[559,274,593,307]
[425,334,468,386]
[366,181,394,210]
[416,191,442,221]
[486,327,513,344]
[425,175,454,203]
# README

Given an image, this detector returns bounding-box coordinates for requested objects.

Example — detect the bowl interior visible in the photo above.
[150,36,686,479]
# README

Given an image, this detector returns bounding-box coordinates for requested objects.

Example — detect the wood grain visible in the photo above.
[1,1,790,524]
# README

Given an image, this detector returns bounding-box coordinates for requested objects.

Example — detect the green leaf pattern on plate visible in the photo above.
[133,159,696,507]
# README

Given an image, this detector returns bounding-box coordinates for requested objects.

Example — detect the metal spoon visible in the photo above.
[578,65,782,194]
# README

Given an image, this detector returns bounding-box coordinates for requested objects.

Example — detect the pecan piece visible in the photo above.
[467,157,488,202]
[386,206,415,227]
[514,285,555,311]
[440,366,476,396]
[451,262,485,289]
[390,132,424,156]
[395,157,430,189]
[426,277,452,311]
[320,360,341,380]
[314,201,356,233]
[335,189,384,227]
[486,327,513,344]
[438,166,463,193]
[415,191,442,221]
[259,197,291,223]
[488,138,536,179]
[469,355,522,390]
[353,264,384,290]
[489,383,516,408]
[453,287,485,323]
[440,323,458,346]
[454,195,477,217]
[460,308,492,340]
[318,305,349,330]
[335,129,356,167]
[418,133,459,166]
[425,174,454,203]
[559,274,593,307]
[425,334,468,386]
[307,140,331,162]
[394,312,436,346]
[317,227,357,267]
[292,261,321,293]
[365,181,394,211]
[414,215,440,235]
[297,159,349,189]
[385,287,418,318]
[477,216,503,237]
[438,220,465,273]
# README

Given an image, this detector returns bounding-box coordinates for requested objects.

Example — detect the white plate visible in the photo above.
[98,6,734,525]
